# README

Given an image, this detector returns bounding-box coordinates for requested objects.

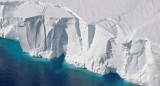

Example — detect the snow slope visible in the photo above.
[0,1,160,86]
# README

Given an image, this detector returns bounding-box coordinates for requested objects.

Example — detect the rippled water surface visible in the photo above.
[0,38,139,86]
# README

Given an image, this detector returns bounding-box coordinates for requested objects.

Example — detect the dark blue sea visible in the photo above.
[0,38,139,86]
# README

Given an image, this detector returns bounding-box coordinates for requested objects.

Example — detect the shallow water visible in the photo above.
[0,38,139,86]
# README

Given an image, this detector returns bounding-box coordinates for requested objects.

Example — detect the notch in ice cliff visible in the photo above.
[0,1,160,86]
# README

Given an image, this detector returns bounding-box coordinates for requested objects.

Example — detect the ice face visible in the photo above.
[0,1,160,86]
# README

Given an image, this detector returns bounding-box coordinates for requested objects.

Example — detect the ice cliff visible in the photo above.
[0,1,160,86]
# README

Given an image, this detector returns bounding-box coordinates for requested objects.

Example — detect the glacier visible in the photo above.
[0,1,160,86]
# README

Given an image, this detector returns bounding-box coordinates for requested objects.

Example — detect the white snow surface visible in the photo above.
[0,0,160,86]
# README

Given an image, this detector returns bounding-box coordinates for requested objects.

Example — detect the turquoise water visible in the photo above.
[0,38,139,86]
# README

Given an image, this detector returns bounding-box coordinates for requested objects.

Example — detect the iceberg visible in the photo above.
[0,1,160,86]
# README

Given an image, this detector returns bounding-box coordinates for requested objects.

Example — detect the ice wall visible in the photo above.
[0,1,160,86]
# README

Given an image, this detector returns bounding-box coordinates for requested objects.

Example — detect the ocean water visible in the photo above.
[0,38,139,86]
